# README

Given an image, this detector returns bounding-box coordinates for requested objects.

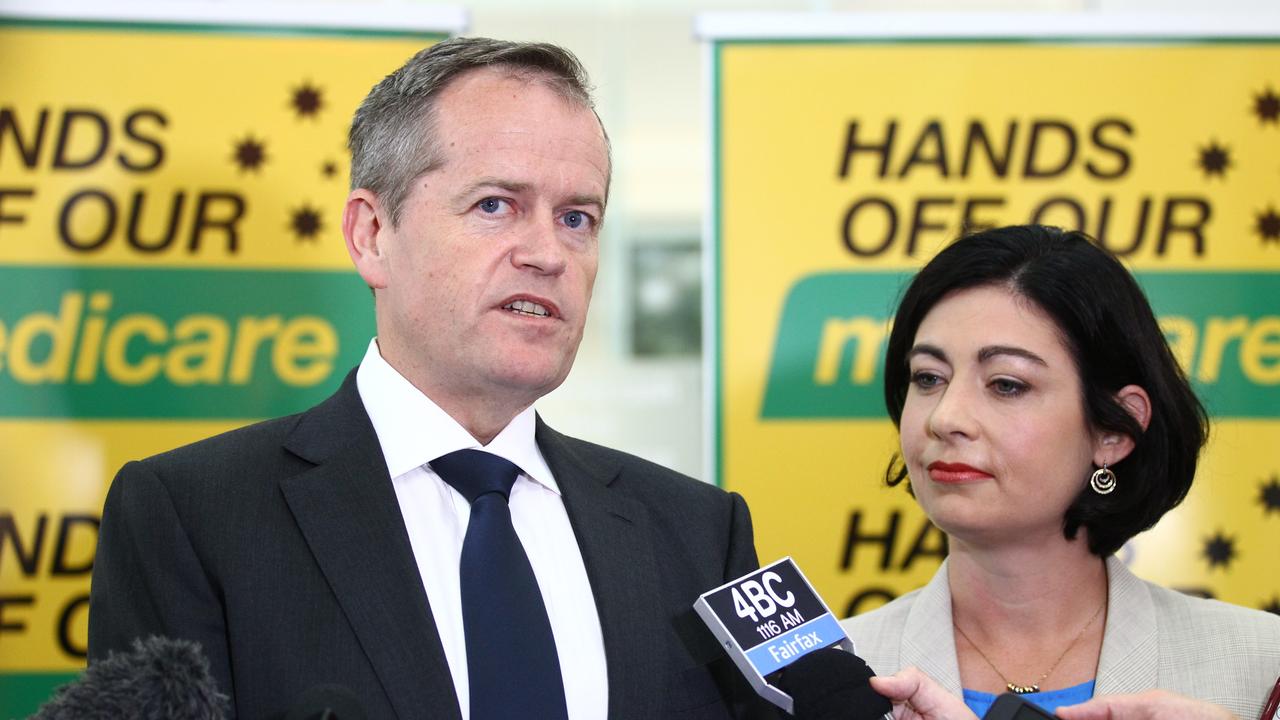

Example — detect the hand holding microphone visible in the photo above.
[775,647,893,720]
[867,667,978,720]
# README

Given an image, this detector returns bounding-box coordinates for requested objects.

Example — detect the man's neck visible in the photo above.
[428,393,532,446]
[373,339,537,445]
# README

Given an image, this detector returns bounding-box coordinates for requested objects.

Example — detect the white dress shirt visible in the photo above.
[355,340,608,720]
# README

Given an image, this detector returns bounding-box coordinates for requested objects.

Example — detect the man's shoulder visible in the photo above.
[114,398,346,518]
[540,425,726,501]
[139,411,306,477]
[135,371,363,483]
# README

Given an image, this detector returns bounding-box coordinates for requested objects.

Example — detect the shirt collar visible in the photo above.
[355,339,559,494]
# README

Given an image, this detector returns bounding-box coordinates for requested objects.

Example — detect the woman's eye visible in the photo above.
[562,210,593,230]
[990,378,1028,396]
[911,371,944,390]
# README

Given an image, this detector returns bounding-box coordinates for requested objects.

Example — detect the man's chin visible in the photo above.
[487,362,573,401]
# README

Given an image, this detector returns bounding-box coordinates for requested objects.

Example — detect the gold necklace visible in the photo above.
[954,599,1105,695]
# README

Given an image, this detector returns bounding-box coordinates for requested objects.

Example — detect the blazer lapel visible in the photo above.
[536,419,665,720]
[1094,556,1158,696]
[280,372,461,720]
[900,561,964,697]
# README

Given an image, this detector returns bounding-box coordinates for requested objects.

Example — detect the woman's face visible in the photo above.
[899,284,1102,548]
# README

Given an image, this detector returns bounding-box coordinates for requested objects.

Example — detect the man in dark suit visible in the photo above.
[88,37,773,720]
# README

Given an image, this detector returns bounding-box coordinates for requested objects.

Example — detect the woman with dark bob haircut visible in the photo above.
[841,225,1280,720]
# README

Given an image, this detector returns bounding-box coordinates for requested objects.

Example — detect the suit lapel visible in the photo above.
[537,420,665,720]
[1094,556,1158,695]
[280,372,461,720]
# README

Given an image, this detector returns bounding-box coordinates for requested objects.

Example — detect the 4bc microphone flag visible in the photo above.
[695,557,854,713]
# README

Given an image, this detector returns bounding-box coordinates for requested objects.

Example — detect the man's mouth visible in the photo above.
[502,299,552,318]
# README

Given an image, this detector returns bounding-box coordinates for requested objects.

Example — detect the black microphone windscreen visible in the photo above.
[775,647,892,720]
[283,685,368,720]
[31,636,228,720]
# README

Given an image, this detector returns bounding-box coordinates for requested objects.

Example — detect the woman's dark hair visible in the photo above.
[882,225,1207,557]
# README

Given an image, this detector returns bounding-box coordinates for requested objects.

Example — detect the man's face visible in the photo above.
[352,68,609,415]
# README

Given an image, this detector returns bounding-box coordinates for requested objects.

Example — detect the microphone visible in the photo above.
[31,636,228,720]
[773,647,891,720]
[283,684,369,720]
[694,557,891,718]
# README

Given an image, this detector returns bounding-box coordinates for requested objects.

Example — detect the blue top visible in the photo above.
[963,680,1096,717]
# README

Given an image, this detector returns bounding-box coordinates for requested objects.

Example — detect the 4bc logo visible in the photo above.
[731,571,798,633]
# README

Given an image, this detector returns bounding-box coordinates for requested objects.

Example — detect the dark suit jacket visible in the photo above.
[88,371,776,719]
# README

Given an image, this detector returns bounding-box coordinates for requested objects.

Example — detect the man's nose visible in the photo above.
[511,214,568,276]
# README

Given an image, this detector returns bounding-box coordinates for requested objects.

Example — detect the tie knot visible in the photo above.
[431,449,521,503]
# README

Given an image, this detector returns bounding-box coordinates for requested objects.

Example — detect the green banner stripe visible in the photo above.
[0,265,374,419]
[0,672,79,720]
[761,271,1280,419]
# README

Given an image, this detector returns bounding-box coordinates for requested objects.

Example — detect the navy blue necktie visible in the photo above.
[431,450,569,720]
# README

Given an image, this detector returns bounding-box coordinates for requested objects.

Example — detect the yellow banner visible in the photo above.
[0,24,432,269]
[714,39,1280,618]
[0,419,241,668]
[0,15,446,715]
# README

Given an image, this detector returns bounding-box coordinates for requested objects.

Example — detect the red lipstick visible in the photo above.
[927,461,993,484]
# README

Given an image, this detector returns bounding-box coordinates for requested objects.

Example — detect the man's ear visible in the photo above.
[343,189,390,290]
[1094,384,1152,467]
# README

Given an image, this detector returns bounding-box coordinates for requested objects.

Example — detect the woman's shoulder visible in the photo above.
[841,588,923,634]
[1145,580,1280,642]
[840,563,957,676]
[839,587,925,674]
[1138,581,1280,714]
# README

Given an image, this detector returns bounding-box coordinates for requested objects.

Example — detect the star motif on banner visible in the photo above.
[291,81,324,119]
[1256,207,1280,245]
[1262,597,1280,616]
[1202,530,1237,570]
[1197,141,1231,179]
[1260,475,1280,515]
[289,205,324,242]
[321,160,339,179]
[232,136,268,173]
[1254,86,1280,125]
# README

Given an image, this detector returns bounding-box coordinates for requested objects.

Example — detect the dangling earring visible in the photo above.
[1090,464,1116,495]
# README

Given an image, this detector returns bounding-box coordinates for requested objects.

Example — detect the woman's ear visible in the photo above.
[1094,384,1151,467]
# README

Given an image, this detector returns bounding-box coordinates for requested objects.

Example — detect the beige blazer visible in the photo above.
[840,557,1280,719]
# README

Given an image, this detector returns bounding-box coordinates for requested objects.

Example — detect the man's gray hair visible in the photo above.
[348,37,605,226]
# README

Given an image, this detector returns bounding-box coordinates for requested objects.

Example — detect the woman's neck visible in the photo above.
[948,535,1107,632]
[946,534,1109,693]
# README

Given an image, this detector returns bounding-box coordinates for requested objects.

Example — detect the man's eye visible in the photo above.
[562,210,592,230]
[478,198,507,214]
